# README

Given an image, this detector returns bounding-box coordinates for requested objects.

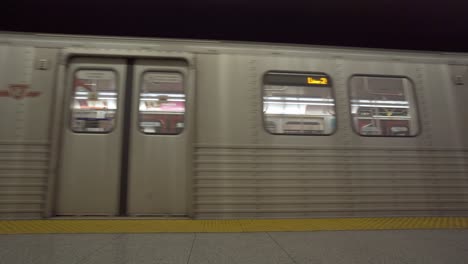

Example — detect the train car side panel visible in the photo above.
[0,46,58,218]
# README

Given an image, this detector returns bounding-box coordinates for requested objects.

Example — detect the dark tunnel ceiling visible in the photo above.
[2,0,468,52]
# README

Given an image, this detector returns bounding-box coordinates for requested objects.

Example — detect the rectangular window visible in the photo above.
[263,71,336,135]
[139,72,185,134]
[349,75,419,137]
[71,70,118,133]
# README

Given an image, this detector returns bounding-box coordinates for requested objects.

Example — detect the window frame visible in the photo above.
[262,70,338,136]
[347,74,421,138]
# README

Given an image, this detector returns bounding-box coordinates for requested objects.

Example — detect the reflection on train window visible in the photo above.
[263,71,336,135]
[71,70,118,133]
[139,72,185,134]
[349,75,419,137]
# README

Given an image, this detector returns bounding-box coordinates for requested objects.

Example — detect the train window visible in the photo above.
[138,72,185,134]
[263,71,336,135]
[349,75,419,137]
[70,70,118,133]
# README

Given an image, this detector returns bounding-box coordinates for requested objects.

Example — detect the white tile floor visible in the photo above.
[0,230,467,264]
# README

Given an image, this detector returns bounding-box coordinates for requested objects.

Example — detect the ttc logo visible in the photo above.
[0,84,41,100]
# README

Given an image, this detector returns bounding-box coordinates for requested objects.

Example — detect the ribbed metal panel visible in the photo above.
[193,145,468,218]
[0,142,49,218]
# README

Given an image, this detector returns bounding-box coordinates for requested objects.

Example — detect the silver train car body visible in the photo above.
[0,32,467,219]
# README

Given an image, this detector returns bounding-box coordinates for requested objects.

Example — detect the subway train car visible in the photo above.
[0,32,467,219]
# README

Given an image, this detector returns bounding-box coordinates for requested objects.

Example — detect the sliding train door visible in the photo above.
[126,59,191,216]
[56,58,126,215]
[55,57,192,216]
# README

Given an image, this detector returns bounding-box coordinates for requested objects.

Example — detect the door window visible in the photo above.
[138,72,185,134]
[71,70,118,133]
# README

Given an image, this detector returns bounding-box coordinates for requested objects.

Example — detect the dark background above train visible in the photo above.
[2,0,468,52]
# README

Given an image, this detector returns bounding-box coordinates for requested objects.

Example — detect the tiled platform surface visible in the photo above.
[1,230,468,264]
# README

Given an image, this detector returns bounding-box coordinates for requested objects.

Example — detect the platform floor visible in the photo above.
[1,218,468,263]
[0,230,467,264]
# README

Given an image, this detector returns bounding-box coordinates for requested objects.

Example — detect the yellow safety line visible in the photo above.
[1,217,468,234]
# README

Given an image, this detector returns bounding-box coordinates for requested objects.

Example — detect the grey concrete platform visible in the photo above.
[0,230,467,264]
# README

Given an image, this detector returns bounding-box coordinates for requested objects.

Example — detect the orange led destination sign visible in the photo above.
[307,77,328,85]
[264,72,331,87]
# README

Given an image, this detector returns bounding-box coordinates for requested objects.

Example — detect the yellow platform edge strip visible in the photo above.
[1,217,468,234]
